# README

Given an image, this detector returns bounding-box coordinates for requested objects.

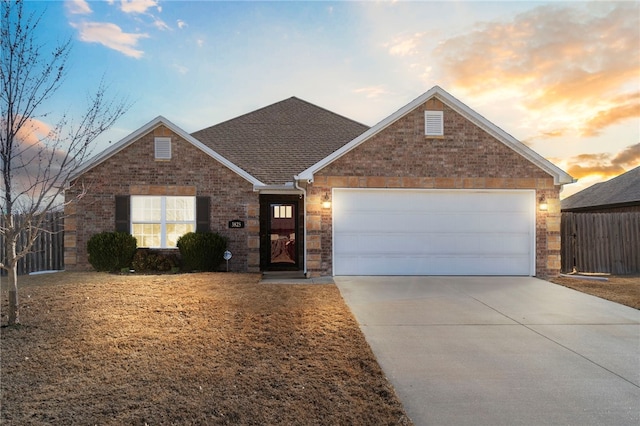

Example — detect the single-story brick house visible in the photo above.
[65,86,574,277]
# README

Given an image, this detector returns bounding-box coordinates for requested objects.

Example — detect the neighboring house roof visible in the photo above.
[561,166,640,211]
[191,97,369,185]
[296,86,575,186]
[70,116,263,186]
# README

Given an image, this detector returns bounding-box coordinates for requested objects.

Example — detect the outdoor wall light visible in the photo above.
[322,192,331,209]
[539,196,548,211]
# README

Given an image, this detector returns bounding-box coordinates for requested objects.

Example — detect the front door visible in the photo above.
[260,195,302,270]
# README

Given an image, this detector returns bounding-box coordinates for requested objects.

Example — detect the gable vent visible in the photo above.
[154,137,172,160]
[425,110,444,136]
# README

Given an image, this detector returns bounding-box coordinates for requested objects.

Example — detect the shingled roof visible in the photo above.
[562,166,640,211]
[191,97,369,185]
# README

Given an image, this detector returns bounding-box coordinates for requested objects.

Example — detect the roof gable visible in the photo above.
[296,86,574,185]
[70,116,263,186]
[562,166,640,211]
[191,97,369,185]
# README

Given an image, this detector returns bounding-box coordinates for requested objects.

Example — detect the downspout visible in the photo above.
[294,178,308,277]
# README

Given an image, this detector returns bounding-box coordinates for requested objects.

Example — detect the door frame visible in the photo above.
[259,194,304,271]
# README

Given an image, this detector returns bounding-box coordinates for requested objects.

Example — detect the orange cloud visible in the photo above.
[15,117,54,147]
[521,128,571,146]
[567,164,626,180]
[565,143,640,179]
[433,3,639,137]
[582,93,640,137]
[9,118,70,202]
[611,143,640,167]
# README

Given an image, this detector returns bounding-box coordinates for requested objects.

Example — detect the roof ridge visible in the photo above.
[192,96,369,134]
[192,98,296,132]
[285,96,370,128]
[190,97,369,185]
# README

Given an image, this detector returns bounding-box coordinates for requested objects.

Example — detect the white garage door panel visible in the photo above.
[334,254,531,276]
[333,189,534,276]
[334,232,530,254]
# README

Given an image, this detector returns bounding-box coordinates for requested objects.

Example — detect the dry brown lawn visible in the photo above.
[1,272,411,425]
[549,275,640,309]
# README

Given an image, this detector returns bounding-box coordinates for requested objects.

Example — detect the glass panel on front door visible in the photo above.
[270,203,296,264]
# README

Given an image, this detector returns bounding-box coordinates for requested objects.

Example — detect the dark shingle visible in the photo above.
[191,97,369,185]
[562,166,640,211]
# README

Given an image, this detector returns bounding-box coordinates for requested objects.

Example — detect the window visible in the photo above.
[425,110,444,136]
[273,205,292,219]
[131,196,195,247]
[154,137,172,160]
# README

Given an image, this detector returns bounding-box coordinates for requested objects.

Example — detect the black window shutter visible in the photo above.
[196,196,210,232]
[115,196,130,233]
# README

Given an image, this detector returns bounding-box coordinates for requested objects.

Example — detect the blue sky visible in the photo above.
[22,0,640,197]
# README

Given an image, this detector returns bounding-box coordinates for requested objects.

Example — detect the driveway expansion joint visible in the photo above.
[469,295,640,389]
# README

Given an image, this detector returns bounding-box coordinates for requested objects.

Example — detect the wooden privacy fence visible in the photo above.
[1,212,65,275]
[561,212,640,275]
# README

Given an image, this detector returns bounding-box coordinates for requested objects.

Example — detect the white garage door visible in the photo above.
[333,189,535,276]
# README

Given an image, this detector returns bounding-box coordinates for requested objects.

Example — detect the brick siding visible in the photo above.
[64,125,260,272]
[304,100,562,277]
[66,98,565,278]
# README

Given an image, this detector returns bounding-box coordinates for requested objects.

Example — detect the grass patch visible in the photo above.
[1,272,411,425]
[549,275,640,309]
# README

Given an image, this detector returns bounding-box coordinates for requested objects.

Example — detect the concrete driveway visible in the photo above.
[335,276,640,426]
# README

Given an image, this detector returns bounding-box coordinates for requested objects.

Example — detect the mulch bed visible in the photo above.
[1,272,412,425]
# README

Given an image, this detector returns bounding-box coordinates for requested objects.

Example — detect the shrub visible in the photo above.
[177,232,228,272]
[132,249,180,273]
[87,232,137,272]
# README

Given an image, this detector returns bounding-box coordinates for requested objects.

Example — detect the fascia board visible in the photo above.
[70,116,264,187]
[435,89,575,186]
[297,86,574,186]
[70,115,166,181]
[254,183,303,194]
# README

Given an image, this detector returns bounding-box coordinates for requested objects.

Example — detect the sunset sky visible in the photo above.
[22,0,640,198]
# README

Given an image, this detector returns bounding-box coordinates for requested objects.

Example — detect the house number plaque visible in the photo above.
[228,220,244,229]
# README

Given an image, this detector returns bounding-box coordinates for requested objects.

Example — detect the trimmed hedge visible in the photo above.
[177,232,227,272]
[87,232,137,272]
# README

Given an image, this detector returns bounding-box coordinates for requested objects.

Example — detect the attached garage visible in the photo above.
[332,189,536,276]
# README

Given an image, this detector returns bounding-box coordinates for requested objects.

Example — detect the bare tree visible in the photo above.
[1,0,129,325]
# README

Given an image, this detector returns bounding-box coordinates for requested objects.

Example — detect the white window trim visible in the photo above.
[425,110,444,136]
[154,137,172,160]
[131,195,195,248]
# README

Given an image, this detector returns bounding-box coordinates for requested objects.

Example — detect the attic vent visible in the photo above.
[425,111,443,136]
[154,137,171,160]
